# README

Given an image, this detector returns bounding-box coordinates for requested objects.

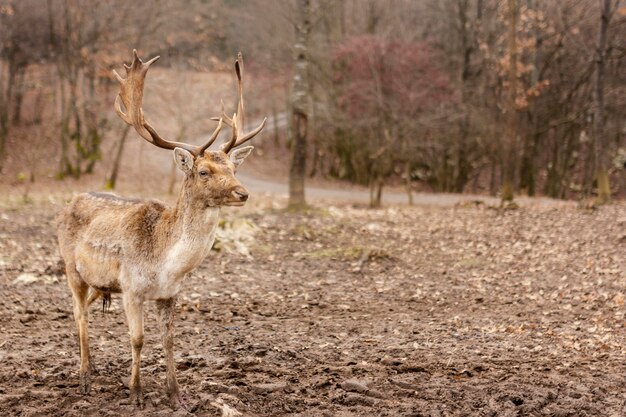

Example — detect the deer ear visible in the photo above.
[229,146,254,168]
[173,148,194,173]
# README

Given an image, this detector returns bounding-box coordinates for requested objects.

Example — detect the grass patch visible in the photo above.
[456,257,486,268]
[305,246,364,261]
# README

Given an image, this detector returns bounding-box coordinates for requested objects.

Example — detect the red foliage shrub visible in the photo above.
[332,35,453,120]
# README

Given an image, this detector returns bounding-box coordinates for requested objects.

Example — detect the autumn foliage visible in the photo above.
[332,36,453,120]
[325,36,455,204]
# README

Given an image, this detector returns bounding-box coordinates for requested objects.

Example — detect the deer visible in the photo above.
[56,50,266,409]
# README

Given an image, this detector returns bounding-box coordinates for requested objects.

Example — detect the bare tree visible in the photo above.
[500,0,519,203]
[0,1,49,171]
[288,0,311,210]
[593,0,618,204]
[1,0,623,201]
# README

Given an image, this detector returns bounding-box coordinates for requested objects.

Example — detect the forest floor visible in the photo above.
[0,190,624,416]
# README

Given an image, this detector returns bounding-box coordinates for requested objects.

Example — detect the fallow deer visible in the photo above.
[57,50,266,409]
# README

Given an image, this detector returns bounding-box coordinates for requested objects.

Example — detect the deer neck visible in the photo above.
[160,181,220,276]
[149,183,220,299]
[171,181,220,241]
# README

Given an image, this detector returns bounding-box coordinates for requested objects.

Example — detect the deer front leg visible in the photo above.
[123,293,145,409]
[156,297,184,409]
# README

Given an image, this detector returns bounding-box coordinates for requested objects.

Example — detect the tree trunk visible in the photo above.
[519,0,542,196]
[11,67,26,126]
[289,110,308,209]
[544,135,561,198]
[288,0,311,210]
[593,0,614,204]
[501,0,518,203]
[84,68,102,174]
[105,125,131,190]
[58,77,71,178]
[455,0,473,193]
[0,61,17,170]
[369,175,383,208]
[489,151,498,196]
[272,99,280,147]
[405,161,413,206]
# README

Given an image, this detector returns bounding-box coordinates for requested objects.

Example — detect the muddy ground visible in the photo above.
[0,196,624,416]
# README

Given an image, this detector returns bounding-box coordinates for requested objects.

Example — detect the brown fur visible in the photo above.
[57,148,252,409]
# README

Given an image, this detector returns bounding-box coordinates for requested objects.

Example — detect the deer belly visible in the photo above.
[75,241,122,291]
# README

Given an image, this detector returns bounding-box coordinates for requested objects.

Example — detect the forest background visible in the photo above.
[0,0,624,207]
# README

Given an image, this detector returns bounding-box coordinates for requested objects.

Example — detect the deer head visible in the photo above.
[113,50,266,207]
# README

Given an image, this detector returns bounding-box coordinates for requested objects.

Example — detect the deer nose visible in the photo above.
[233,189,248,201]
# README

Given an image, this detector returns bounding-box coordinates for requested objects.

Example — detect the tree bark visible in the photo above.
[272,99,280,147]
[593,0,614,204]
[502,0,518,203]
[519,0,541,196]
[454,0,473,193]
[405,161,413,206]
[105,125,131,190]
[0,63,8,170]
[288,0,311,210]
[11,67,26,126]
[369,175,383,208]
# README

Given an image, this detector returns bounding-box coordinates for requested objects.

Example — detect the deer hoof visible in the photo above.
[169,391,189,411]
[88,357,98,375]
[130,386,145,409]
[79,371,91,395]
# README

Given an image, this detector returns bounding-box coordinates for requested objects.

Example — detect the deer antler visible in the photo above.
[213,52,267,153]
[113,49,222,157]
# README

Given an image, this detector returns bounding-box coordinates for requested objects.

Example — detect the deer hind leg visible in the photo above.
[84,288,105,375]
[123,292,145,409]
[156,298,184,410]
[66,264,92,394]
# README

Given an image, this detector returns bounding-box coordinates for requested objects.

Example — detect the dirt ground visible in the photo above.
[0,194,624,416]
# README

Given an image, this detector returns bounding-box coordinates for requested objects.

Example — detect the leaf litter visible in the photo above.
[0,199,624,416]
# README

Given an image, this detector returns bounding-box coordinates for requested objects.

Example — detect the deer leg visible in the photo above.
[85,288,102,375]
[66,265,91,394]
[86,288,101,306]
[156,297,185,409]
[123,293,145,409]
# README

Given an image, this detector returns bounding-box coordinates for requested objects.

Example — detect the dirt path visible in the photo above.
[156,117,573,209]
[236,171,577,208]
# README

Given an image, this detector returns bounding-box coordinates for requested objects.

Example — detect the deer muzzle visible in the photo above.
[230,187,249,205]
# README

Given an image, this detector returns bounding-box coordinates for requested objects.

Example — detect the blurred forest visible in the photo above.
[0,0,624,205]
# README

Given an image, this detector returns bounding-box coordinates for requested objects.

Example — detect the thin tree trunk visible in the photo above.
[502,0,518,203]
[85,68,101,174]
[455,0,473,193]
[0,85,7,171]
[272,99,280,147]
[405,161,413,205]
[489,149,497,196]
[105,125,131,190]
[545,134,560,198]
[58,77,71,178]
[519,0,541,196]
[368,175,383,208]
[11,67,26,126]
[593,0,614,204]
[288,0,311,210]
[375,179,383,208]
[69,76,82,178]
